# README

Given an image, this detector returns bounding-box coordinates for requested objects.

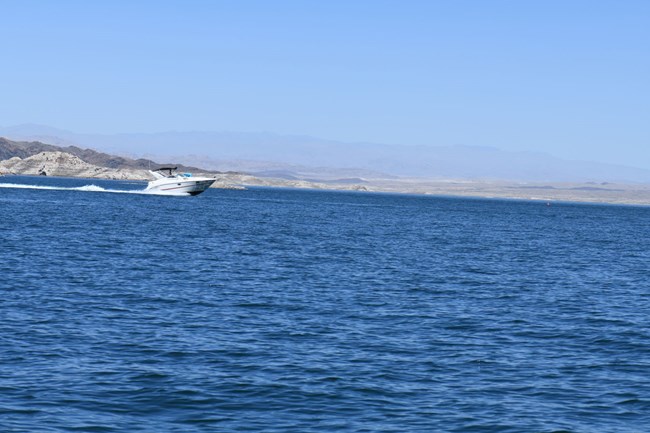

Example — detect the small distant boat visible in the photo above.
[146,167,217,196]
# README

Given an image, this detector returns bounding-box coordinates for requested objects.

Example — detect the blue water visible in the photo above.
[1,176,649,432]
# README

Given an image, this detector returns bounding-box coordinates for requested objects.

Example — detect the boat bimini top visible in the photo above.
[150,167,193,179]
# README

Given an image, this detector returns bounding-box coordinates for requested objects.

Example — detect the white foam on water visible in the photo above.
[0,183,190,196]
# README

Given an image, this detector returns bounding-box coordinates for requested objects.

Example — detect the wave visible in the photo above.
[0,183,189,196]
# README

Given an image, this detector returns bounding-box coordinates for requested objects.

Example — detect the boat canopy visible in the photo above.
[153,167,178,177]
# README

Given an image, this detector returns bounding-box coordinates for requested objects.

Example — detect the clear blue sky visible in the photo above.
[1,0,648,167]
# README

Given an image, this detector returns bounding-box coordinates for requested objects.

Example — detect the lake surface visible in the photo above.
[1,176,649,432]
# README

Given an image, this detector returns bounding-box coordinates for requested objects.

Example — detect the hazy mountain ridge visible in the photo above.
[2,124,650,183]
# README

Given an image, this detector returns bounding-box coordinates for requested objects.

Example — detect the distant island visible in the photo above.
[3,136,650,205]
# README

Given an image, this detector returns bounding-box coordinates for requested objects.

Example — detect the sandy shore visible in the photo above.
[216,172,650,206]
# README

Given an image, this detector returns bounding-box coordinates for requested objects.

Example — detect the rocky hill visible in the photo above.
[0,151,150,179]
[0,137,210,173]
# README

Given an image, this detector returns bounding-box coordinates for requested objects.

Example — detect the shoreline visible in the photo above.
[4,172,650,207]
[3,147,650,207]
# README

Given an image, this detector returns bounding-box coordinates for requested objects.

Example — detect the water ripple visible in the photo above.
[1,179,650,432]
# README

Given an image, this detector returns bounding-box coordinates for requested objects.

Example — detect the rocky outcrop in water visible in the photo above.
[0,151,150,180]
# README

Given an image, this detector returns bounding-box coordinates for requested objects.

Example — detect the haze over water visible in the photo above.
[2,176,649,432]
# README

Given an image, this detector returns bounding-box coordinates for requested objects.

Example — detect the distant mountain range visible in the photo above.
[2,123,650,183]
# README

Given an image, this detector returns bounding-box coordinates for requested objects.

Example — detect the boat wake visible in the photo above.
[0,183,190,196]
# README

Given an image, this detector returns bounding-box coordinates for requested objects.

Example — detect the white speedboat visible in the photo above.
[145,167,217,196]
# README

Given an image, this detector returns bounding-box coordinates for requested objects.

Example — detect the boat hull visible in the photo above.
[145,178,217,196]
